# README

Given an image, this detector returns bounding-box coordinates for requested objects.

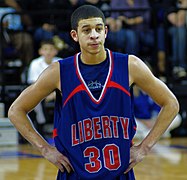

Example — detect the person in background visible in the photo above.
[8,5,179,179]
[24,0,84,57]
[133,60,182,138]
[104,0,137,54]
[109,0,153,55]
[110,0,169,80]
[133,85,182,139]
[27,39,61,136]
[0,0,34,68]
[166,0,187,79]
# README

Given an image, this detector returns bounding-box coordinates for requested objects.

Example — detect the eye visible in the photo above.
[83,28,91,34]
[96,26,103,33]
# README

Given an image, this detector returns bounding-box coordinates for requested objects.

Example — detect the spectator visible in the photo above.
[25,0,84,57]
[104,0,137,54]
[133,85,182,139]
[109,0,152,55]
[166,0,187,79]
[27,39,61,136]
[0,0,34,68]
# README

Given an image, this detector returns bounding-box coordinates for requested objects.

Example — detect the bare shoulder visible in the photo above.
[46,61,60,74]
[128,55,155,87]
[34,61,61,91]
[128,55,178,107]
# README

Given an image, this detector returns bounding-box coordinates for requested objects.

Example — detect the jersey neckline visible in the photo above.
[75,49,113,104]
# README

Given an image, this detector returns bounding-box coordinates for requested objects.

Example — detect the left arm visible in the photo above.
[126,55,179,172]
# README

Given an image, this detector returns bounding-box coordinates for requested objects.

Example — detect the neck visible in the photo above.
[45,58,52,65]
[80,48,106,65]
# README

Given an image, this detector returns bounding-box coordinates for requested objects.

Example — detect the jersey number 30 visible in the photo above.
[83,144,121,173]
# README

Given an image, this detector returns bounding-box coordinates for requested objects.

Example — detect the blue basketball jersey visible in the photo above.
[53,49,136,180]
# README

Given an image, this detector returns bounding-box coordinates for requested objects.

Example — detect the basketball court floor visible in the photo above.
[0,137,187,180]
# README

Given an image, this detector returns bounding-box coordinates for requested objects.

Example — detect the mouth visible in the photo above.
[89,42,100,48]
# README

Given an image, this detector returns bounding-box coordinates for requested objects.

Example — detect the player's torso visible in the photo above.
[54,49,136,180]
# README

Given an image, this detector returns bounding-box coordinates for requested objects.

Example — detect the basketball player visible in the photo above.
[8,5,179,179]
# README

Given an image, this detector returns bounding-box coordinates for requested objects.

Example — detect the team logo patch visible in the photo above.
[87,80,103,90]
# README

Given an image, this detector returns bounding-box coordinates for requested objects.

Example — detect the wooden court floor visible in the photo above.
[0,137,187,180]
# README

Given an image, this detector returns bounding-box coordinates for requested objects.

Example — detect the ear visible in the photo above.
[105,25,108,38]
[38,48,42,56]
[54,48,58,56]
[70,30,78,42]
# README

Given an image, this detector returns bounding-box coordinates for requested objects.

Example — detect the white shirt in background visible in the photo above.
[27,56,61,84]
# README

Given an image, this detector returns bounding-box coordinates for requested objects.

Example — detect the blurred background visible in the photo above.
[0,0,187,143]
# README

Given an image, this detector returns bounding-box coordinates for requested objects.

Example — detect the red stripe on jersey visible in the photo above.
[107,81,130,96]
[63,84,85,107]
[53,128,58,138]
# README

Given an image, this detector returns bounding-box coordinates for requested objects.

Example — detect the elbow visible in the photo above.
[8,104,15,122]
[171,97,180,116]
[8,104,19,123]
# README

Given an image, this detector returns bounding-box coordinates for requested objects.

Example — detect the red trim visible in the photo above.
[75,53,80,79]
[74,53,78,70]
[53,128,58,138]
[99,50,114,101]
[63,84,85,107]
[75,50,114,104]
[107,81,130,96]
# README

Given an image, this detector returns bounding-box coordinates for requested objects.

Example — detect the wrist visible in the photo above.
[38,143,51,156]
[139,140,153,155]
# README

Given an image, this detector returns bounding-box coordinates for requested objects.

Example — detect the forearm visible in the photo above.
[139,98,179,153]
[167,11,186,27]
[8,106,50,154]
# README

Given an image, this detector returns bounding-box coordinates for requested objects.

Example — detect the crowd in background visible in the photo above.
[0,0,187,139]
[0,0,187,81]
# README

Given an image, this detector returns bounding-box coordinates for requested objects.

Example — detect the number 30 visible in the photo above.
[83,144,121,173]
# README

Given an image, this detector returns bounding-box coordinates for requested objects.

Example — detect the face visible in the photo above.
[70,17,108,55]
[69,0,79,6]
[178,0,187,7]
[39,44,58,63]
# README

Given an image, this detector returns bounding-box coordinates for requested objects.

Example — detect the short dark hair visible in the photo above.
[40,39,55,47]
[71,5,106,30]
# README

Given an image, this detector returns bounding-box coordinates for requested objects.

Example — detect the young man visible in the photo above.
[8,5,179,180]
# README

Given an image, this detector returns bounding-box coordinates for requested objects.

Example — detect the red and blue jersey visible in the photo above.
[53,49,136,179]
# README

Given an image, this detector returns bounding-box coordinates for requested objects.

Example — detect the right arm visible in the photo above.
[167,10,186,27]
[8,62,73,173]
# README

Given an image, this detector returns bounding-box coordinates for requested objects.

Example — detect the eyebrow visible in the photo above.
[81,23,104,29]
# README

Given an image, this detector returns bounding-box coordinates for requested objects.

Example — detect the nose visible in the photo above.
[90,29,99,39]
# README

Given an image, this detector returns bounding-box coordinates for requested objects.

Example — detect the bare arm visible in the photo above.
[167,0,187,27]
[8,62,73,173]
[126,55,179,172]
[167,11,186,27]
[118,15,143,25]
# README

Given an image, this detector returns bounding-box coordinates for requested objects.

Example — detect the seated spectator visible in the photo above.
[102,0,137,54]
[166,0,187,79]
[0,0,34,68]
[109,0,168,79]
[149,0,169,80]
[109,0,153,55]
[105,16,137,54]
[27,39,61,136]
[25,0,84,57]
